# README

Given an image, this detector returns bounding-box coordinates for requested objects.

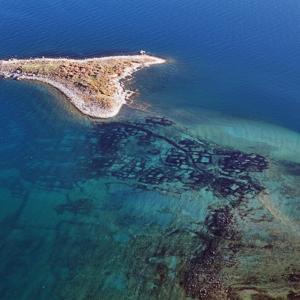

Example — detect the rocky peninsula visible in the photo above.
[0,54,165,118]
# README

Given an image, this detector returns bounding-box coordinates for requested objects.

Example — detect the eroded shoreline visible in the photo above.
[0,54,166,118]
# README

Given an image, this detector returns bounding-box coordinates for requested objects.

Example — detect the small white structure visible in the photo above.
[139,50,146,55]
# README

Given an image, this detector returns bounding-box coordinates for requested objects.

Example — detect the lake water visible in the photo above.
[0,1,300,299]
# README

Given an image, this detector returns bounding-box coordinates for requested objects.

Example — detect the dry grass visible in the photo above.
[0,56,164,117]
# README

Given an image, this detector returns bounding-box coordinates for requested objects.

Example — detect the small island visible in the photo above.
[0,54,165,118]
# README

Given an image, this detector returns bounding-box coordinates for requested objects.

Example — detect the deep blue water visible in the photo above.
[1,1,300,299]
[1,0,300,131]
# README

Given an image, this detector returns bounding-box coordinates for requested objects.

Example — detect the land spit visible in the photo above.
[0,54,166,118]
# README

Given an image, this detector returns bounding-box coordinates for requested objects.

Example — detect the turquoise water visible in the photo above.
[1,1,300,299]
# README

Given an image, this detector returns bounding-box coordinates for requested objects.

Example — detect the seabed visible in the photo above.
[0,109,299,299]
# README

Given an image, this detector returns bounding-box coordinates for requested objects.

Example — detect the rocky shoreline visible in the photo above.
[0,54,166,118]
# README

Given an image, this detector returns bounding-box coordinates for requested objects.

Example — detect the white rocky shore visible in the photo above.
[0,54,166,118]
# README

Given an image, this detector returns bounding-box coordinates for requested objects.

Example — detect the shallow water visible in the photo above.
[1,0,300,299]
